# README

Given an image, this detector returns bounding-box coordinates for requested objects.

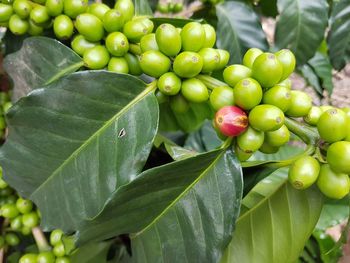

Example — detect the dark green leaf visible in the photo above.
[275,0,329,65]
[2,31,27,55]
[327,0,350,70]
[221,168,324,263]
[216,1,269,64]
[308,52,333,94]
[299,64,323,95]
[134,0,152,16]
[4,37,83,101]
[0,71,159,232]
[76,148,243,263]
[71,241,112,263]
[257,0,278,17]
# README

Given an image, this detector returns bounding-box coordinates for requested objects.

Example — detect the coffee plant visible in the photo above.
[0,0,349,262]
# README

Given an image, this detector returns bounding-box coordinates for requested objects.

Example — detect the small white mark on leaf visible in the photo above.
[118,128,126,138]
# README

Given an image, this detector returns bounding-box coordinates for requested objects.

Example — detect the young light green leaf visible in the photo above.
[0,71,159,232]
[134,0,152,16]
[4,37,83,101]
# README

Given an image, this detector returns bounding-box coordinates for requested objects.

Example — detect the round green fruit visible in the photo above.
[265,124,290,147]
[202,24,216,48]
[13,0,31,19]
[37,251,55,263]
[50,229,63,246]
[22,211,39,228]
[75,13,104,42]
[304,106,322,126]
[5,232,20,246]
[249,104,285,132]
[124,53,142,76]
[16,197,33,214]
[252,52,283,88]
[223,65,252,88]
[63,0,88,18]
[0,3,13,22]
[262,85,291,112]
[55,257,71,263]
[278,78,292,89]
[83,45,110,69]
[53,14,73,39]
[288,156,320,189]
[317,164,350,199]
[9,14,29,35]
[10,215,23,230]
[180,22,205,52]
[158,72,181,96]
[140,33,158,52]
[237,126,264,152]
[198,48,220,73]
[139,50,171,78]
[71,35,98,56]
[102,9,124,33]
[87,3,110,21]
[216,49,230,70]
[28,19,43,35]
[156,23,181,56]
[173,51,203,78]
[19,254,38,263]
[209,86,234,111]
[259,141,279,154]
[169,94,190,114]
[105,32,129,56]
[233,78,262,110]
[285,90,312,117]
[123,18,154,43]
[181,78,209,103]
[108,57,129,74]
[317,108,347,142]
[53,242,66,257]
[275,49,296,81]
[114,0,134,22]
[234,144,253,161]
[30,5,50,25]
[327,141,350,174]
[1,203,19,218]
[45,0,63,16]
[243,48,263,69]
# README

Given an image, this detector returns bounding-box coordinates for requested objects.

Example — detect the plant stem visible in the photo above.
[0,248,4,263]
[284,117,319,145]
[196,74,227,90]
[32,227,51,252]
[177,2,206,18]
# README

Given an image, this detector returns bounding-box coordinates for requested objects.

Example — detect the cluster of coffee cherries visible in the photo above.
[19,229,71,263]
[156,0,183,14]
[0,90,11,139]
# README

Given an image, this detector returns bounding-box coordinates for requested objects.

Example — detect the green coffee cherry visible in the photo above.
[139,50,171,78]
[37,251,55,263]
[278,78,292,89]
[327,141,350,174]
[285,90,312,117]
[1,203,19,218]
[234,144,253,161]
[288,156,320,189]
[252,52,283,88]
[223,65,252,88]
[13,0,31,19]
[317,108,348,143]
[75,13,104,42]
[55,257,71,263]
[16,197,33,214]
[71,35,98,56]
[21,226,31,235]
[156,23,181,56]
[63,0,88,18]
[216,49,230,70]
[9,14,29,34]
[114,0,134,22]
[249,104,285,132]
[275,49,296,81]
[181,78,209,103]
[198,48,220,73]
[28,19,43,35]
[53,15,73,39]
[124,53,142,75]
[155,91,168,104]
[83,45,110,69]
[45,0,63,16]
[304,106,322,126]
[173,51,203,78]
[158,72,181,96]
[157,3,168,13]
[87,3,110,21]
[173,2,183,13]
[103,9,124,33]
[202,24,216,48]
[10,215,23,230]
[50,229,64,246]
[140,33,159,52]
[0,3,13,22]
[22,211,39,228]
[53,242,66,257]
[181,22,205,52]
[105,32,129,56]
[262,85,291,112]
[108,57,129,73]
[123,18,154,43]
[259,141,279,154]
[19,254,38,263]
[209,86,234,111]
[170,94,190,114]
[30,5,50,25]
[243,48,263,69]
[5,232,20,246]
[265,124,290,147]
[233,78,262,110]
[237,126,264,152]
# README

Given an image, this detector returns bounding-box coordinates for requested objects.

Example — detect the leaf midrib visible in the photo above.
[30,82,155,198]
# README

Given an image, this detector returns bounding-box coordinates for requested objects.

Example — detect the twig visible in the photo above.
[0,248,4,263]
[32,227,51,252]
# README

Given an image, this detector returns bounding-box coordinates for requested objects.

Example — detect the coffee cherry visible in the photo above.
[317,108,347,142]
[234,144,253,161]
[10,215,23,230]
[202,24,216,48]
[16,197,33,213]
[265,124,290,147]
[158,72,181,96]
[1,203,19,218]
[262,85,291,112]
[249,104,285,132]
[181,78,209,103]
[5,232,20,246]
[75,13,104,42]
[216,49,230,70]
[317,164,350,199]
[169,94,190,114]
[105,32,129,56]
[155,91,168,104]
[259,142,279,154]
[21,226,31,235]
[285,90,312,117]
[320,105,334,113]
[13,0,31,19]
[288,156,320,189]
[140,33,159,52]
[304,106,322,126]
[157,3,168,13]
[87,3,110,21]
[114,0,134,22]
[215,106,248,137]
[37,251,55,263]
[233,78,262,110]
[139,50,171,78]
[30,5,50,26]
[83,45,110,69]
[50,229,63,246]
[55,257,71,263]
[63,0,87,18]
[209,86,234,111]
[275,49,296,81]
[19,254,38,263]
[0,3,13,22]
[237,126,264,152]
[173,51,203,78]
[243,48,263,69]
[198,48,220,73]
[181,22,205,52]
[327,141,350,174]
[108,57,129,74]
[53,15,73,39]
[46,0,63,16]
[124,53,142,76]
[71,35,98,56]
[22,211,39,228]
[223,65,252,88]
[252,53,283,88]
[123,17,153,43]
[156,23,181,56]
[102,9,124,33]
[9,14,29,35]
[28,20,43,35]
[53,242,66,257]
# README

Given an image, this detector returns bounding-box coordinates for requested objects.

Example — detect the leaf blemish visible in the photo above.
[118,128,126,138]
